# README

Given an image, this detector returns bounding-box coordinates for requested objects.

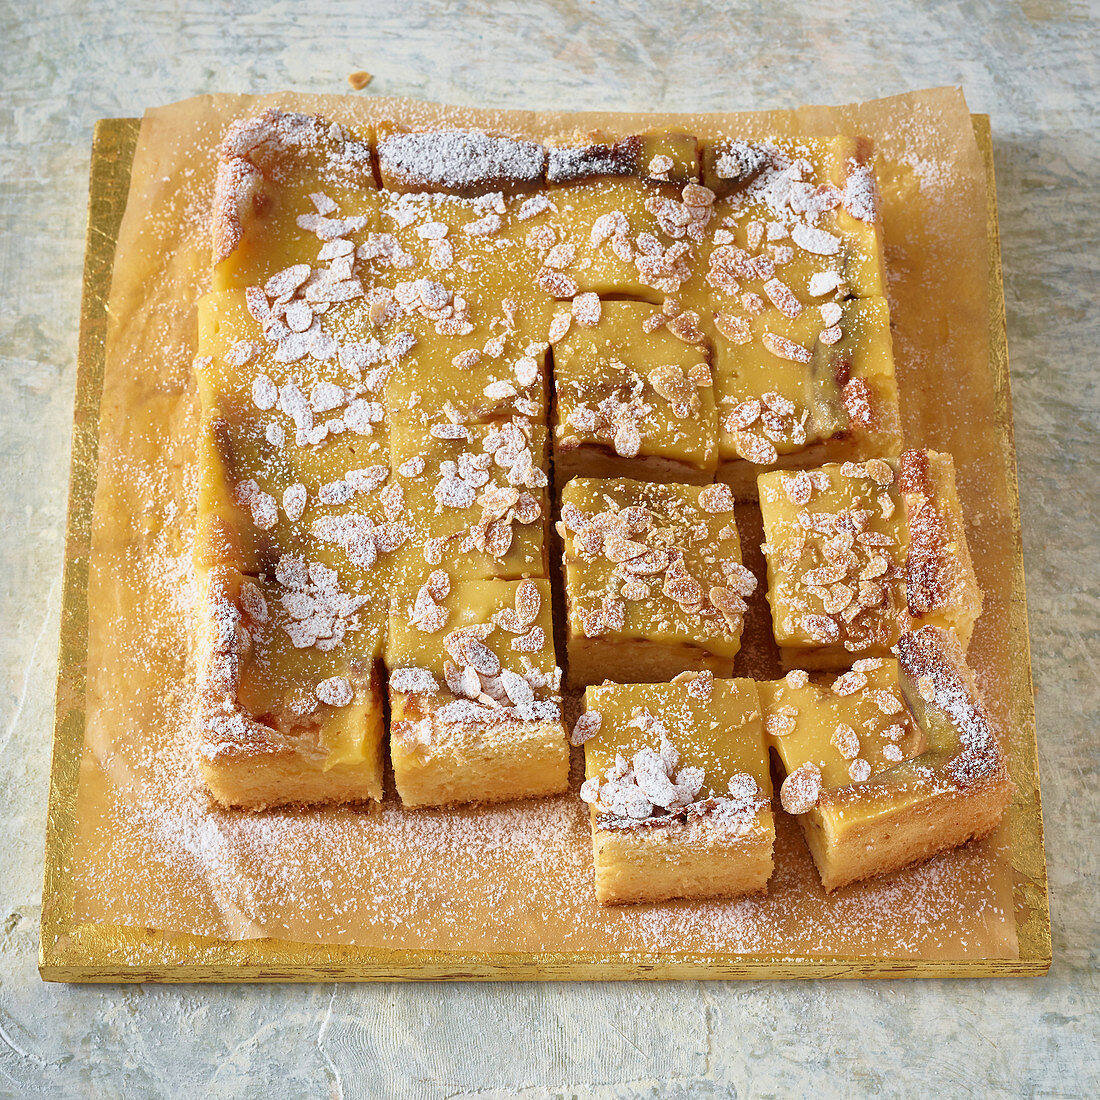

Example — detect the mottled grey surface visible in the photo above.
[1,1,1097,1096]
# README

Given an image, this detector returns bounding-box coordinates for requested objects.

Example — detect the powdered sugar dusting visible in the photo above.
[68,92,1020,964]
[378,129,546,193]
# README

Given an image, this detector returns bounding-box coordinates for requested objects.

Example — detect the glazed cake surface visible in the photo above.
[192,105,1006,903]
[761,626,1013,892]
[576,674,774,905]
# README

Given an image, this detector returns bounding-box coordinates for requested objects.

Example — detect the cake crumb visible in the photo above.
[348,70,373,90]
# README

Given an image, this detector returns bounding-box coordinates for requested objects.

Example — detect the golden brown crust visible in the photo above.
[376,125,547,194]
[211,108,377,266]
[592,808,774,904]
[899,449,982,625]
[194,566,288,763]
[813,782,1008,893]
[194,567,385,809]
[211,158,264,266]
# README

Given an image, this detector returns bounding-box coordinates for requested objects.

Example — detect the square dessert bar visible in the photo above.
[701,135,886,298]
[710,296,900,497]
[758,449,982,669]
[387,412,549,586]
[687,136,898,493]
[759,626,1013,892]
[558,478,755,689]
[385,574,568,807]
[193,286,407,590]
[196,564,386,810]
[213,109,381,293]
[575,674,774,904]
[551,298,718,485]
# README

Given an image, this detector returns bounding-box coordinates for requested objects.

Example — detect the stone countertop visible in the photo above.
[1,2,1096,1096]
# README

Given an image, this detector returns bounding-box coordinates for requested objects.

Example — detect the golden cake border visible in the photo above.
[39,115,1051,982]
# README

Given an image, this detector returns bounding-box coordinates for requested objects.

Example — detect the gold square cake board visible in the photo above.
[39,115,1051,982]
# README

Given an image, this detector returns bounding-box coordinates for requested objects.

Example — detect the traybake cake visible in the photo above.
[758,450,982,669]
[759,626,1013,892]
[574,673,774,905]
[192,106,1010,903]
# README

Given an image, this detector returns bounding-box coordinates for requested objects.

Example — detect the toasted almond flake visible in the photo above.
[416,221,449,240]
[662,559,703,606]
[451,348,481,371]
[699,483,735,514]
[822,583,855,614]
[762,331,812,363]
[782,470,813,506]
[282,483,307,521]
[517,193,551,221]
[864,458,894,486]
[265,264,311,299]
[430,423,470,440]
[831,722,860,759]
[715,312,751,344]
[571,711,602,746]
[801,613,840,643]
[784,669,810,689]
[766,711,797,738]
[511,626,545,652]
[249,492,278,530]
[536,268,579,298]
[603,536,647,563]
[245,286,270,321]
[251,374,278,410]
[832,670,868,697]
[681,182,715,207]
[736,430,778,465]
[860,554,889,580]
[548,312,572,343]
[464,212,503,237]
[882,743,904,763]
[819,324,843,346]
[316,676,354,707]
[808,270,842,297]
[613,422,642,458]
[389,667,438,695]
[285,300,314,332]
[709,585,747,624]
[239,580,268,623]
[572,292,602,326]
[780,762,822,814]
[791,223,841,255]
[857,579,885,609]
[872,690,905,716]
[590,210,629,248]
[848,757,872,782]
[667,310,705,344]
[728,398,761,430]
[227,340,261,368]
[763,277,802,319]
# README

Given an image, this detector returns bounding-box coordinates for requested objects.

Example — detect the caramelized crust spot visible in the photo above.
[898,449,951,615]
